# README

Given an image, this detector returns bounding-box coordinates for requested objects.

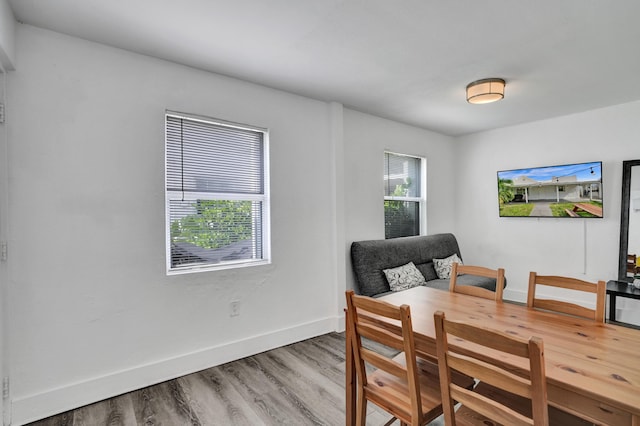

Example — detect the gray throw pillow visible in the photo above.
[383,262,427,291]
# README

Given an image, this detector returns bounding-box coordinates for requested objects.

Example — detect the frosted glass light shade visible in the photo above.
[466,78,505,104]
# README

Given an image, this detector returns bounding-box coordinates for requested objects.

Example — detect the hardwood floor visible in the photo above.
[26,332,445,426]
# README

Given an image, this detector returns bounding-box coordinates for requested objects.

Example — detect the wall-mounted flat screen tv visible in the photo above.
[497,161,603,218]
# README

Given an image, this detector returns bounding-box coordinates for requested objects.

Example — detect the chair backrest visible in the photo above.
[434,310,548,426]
[527,272,605,322]
[449,262,505,302]
[345,290,423,423]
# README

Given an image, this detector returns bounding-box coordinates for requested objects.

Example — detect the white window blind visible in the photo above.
[384,152,425,239]
[165,112,270,274]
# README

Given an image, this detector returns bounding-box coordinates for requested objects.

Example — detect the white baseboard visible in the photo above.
[335,312,346,332]
[11,316,338,426]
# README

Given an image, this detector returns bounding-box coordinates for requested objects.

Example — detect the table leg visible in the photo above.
[345,309,355,426]
[609,293,617,322]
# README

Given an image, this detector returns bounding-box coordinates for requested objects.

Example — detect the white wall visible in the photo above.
[455,101,640,321]
[343,109,456,292]
[7,25,341,424]
[0,0,15,71]
[0,69,7,426]
[0,3,15,424]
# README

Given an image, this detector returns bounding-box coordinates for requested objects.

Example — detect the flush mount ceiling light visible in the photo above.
[466,78,505,104]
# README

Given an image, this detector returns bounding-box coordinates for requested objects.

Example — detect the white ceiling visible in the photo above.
[8,0,640,136]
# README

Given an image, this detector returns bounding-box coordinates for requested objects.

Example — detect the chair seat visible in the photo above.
[367,355,476,424]
[454,382,593,426]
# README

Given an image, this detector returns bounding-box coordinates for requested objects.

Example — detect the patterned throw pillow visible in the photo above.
[433,253,463,279]
[383,262,427,292]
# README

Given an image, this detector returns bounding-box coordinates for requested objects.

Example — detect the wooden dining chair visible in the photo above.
[345,291,474,426]
[449,262,505,302]
[434,311,593,426]
[527,272,606,323]
[434,309,548,425]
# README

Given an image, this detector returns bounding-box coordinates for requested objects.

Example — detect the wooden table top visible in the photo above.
[377,286,640,420]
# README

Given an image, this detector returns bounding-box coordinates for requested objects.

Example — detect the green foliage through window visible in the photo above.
[384,200,419,239]
[171,200,253,249]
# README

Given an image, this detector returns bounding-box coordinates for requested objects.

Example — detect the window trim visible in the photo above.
[165,110,271,275]
[383,151,427,237]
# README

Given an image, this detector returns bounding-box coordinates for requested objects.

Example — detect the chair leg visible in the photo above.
[355,390,367,426]
[382,417,398,426]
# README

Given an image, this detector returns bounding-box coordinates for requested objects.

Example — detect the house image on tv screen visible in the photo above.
[497,161,603,218]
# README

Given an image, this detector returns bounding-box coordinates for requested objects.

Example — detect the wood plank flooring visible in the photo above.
[25,332,445,426]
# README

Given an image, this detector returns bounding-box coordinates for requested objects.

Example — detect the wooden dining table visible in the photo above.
[345,286,640,426]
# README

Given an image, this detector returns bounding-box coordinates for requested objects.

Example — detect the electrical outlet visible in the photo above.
[230,301,240,317]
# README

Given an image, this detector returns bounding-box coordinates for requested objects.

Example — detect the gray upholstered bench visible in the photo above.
[350,233,504,297]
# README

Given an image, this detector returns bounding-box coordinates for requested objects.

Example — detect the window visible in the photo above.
[165,111,270,274]
[384,151,425,239]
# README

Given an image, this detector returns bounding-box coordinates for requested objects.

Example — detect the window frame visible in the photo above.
[383,151,427,238]
[165,111,271,275]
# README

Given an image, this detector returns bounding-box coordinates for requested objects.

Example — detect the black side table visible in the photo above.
[607,280,640,323]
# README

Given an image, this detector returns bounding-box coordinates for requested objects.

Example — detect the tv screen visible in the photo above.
[497,161,603,218]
